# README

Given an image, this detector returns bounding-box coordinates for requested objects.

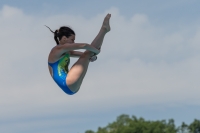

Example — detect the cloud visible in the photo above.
[1,5,200,132]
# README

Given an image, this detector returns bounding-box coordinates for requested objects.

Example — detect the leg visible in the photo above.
[66,51,92,93]
[66,14,111,93]
[90,13,111,49]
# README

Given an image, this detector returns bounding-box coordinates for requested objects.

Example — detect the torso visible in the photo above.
[48,47,70,77]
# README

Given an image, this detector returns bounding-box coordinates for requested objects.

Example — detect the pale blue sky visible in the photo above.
[1,0,200,133]
[1,0,200,21]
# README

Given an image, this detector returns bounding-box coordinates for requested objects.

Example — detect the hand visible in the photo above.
[95,48,101,55]
[86,45,100,55]
[89,55,97,62]
[91,46,101,55]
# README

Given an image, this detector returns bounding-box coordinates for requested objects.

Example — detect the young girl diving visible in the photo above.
[47,13,111,95]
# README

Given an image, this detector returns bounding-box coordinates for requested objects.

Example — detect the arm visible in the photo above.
[69,51,83,58]
[53,43,100,58]
[70,50,98,62]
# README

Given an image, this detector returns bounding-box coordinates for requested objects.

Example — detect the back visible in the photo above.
[48,53,70,79]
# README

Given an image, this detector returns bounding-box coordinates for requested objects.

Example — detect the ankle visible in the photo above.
[101,26,108,33]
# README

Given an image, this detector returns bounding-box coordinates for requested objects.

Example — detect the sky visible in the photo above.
[1,0,200,133]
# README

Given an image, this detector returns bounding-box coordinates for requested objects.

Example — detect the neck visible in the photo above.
[59,40,66,45]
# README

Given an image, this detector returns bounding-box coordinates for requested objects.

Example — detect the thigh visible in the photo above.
[66,51,91,92]
[56,75,75,95]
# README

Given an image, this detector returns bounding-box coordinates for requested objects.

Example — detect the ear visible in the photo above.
[61,36,67,40]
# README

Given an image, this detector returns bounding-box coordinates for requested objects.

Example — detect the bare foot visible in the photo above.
[102,13,111,32]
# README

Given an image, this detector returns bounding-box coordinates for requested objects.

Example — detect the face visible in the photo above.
[61,34,75,44]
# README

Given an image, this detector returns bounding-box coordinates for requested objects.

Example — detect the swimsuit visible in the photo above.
[48,53,75,95]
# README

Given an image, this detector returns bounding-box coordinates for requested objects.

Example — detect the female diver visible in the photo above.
[47,13,111,95]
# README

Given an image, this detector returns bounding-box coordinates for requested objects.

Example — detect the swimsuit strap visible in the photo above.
[48,60,59,67]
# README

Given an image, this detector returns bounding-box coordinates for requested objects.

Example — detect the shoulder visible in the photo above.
[48,45,70,62]
[52,43,71,50]
[48,46,60,62]
[50,44,66,53]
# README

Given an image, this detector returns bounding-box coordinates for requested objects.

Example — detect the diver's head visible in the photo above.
[46,26,75,45]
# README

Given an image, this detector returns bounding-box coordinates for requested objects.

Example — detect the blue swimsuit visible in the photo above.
[48,53,75,95]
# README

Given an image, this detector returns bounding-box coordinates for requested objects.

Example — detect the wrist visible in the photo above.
[85,43,88,47]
